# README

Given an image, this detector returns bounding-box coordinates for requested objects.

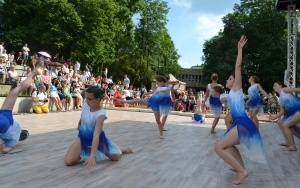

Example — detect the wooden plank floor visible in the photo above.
[1,110,300,188]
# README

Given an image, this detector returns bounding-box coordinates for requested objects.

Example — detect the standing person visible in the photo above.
[22,43,30,66]
[123,74,130,88]
[64,86,132,167]
[269,81,300,151]
[16,52,23,65]
[214,35,266,185]
[75,61,80,72]
[0,63,43,153]
[115,76,171,139]
[247,76,270,128]
[203,73,223,133]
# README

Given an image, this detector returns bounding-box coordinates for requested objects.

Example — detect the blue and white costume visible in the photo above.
[78,103,122,161]
[222,89,266,164]
[278,90,300,122]
[207,84,222,117]
[148,85,172,117]
[247,84,263,111]
[0,110,21,147]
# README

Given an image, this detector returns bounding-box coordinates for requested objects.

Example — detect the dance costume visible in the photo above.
[247,84,263,111]
[147,85,172,117]
[222,89,266,163]
[278,90,300,122]
[78,103,122,161]
[0,110,21,147]
[207,84,222,117]
[193,113,205,123]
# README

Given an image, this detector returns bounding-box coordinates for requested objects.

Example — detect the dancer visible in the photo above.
[64,86,132,168]
[161,74,177,131]
[214,35,266,185]
[115,76,171,139]
[192,91,206,124]
[219,92,232,129]
[0,63,43,153]
[203,74,223,133]
[269,81,300,151]
[247,76,269,128]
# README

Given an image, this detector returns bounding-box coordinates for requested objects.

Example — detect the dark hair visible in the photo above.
[275,81,285,87]
[251,76,260,83]
[156,75,167,83]
[211,73,218,81]
[164,74,170,81]
[85,86,104,100]
[213,85,225,94]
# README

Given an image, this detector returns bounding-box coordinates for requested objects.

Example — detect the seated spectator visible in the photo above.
[113,88,124,107]
[49,78,65,112]
[0,57,7,84]
[23,67,34,95]
[62,81,72,111]
[176,102,186,112]
[31,85,49,114]
[70,81,82,109]
[7,65,20,88]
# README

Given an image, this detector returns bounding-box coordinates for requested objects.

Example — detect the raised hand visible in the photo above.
[238,35,248,49]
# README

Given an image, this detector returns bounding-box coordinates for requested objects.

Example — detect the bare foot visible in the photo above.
[283,147,297,151]
[210,130,216,134]
[121,147,133,154]
[232,170,249,185]
[159,135,164,139]
[163,126,168,131]
[1,147,12,154]
[279,143,289,147]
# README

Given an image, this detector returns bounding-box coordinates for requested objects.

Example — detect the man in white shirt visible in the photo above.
[22,43,30,66]
[123,74,130,88]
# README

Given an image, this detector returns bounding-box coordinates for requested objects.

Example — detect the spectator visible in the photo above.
[31,85,49,114]
[16,52,23,65]
[75,61,80,72]
[0,57,7,84]
[123,74,130,88]
[176,102,186,112]
[7,65,20,88]
[22,43,30,66]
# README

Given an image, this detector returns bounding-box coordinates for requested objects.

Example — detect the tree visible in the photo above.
[202,0,292,92]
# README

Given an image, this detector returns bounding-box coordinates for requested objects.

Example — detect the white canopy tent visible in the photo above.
[151,74,186,91]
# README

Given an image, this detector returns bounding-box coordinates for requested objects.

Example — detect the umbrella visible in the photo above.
[48,62,63,67]
[38,51,51,58]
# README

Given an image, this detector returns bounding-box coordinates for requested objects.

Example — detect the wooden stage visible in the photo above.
[1,110,300,188]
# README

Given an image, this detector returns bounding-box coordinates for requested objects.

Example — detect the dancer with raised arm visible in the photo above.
[0,63,43,153]
[64,86,132,168]
[269,81,300,151]
[214,35,266,185]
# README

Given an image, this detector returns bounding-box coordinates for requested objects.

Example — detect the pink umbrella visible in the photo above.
[38,51,51,58]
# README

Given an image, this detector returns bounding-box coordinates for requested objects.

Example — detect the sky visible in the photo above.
[166,0,241,68]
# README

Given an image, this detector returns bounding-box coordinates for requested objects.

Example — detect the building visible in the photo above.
[177,65,205,91]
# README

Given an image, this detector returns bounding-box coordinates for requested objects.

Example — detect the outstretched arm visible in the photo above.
[232,35,247,92]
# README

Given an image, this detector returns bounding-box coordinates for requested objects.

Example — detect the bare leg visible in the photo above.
[214,126,248,185]
[282,112,300,151]
[1,65,42,110]
[224,114,232,130]
[210,117,220,133]
[227,145,245,170]
[153,111,163,138]
[277,119,289,147]
[249,109,260,128]
[162,115,168,131]
[64,139,81,166]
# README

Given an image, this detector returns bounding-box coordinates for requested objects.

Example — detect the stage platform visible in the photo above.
[1,110,300,188]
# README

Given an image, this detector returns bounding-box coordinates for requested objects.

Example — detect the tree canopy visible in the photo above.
[202,0,300,92]
[0,0,180,87]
